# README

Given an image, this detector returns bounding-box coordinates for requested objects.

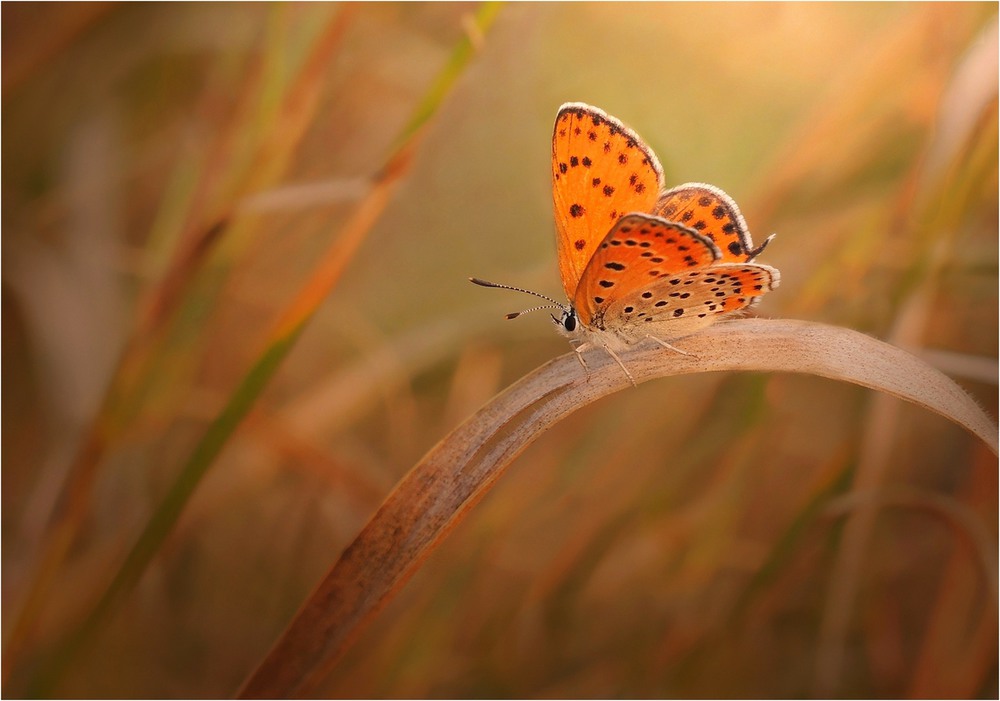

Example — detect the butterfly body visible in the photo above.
[474,102,780,382]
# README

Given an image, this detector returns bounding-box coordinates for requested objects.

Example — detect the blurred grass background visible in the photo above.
[2,2,997,698]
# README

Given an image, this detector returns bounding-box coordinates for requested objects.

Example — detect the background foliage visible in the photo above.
[3,3,997,697]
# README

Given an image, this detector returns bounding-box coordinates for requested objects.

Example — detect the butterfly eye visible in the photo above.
[562,310,577,332]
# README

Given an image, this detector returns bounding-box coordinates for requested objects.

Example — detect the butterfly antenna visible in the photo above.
[469,277,569,319]
[503,303,562,320]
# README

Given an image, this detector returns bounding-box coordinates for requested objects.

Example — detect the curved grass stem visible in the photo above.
[237,318,997,698]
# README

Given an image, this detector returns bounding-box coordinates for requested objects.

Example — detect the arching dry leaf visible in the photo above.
[239,318,997,698]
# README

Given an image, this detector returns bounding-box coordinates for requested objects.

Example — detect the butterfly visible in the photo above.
[472,102,780,384]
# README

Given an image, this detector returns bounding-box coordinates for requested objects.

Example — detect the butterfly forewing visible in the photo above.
[552,103,664,300]
[574,214,721,324]
[597,262,781,341]
[652,183,770,263]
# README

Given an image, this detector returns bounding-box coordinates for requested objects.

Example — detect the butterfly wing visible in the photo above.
[596,262,781,342]
[552,103,664,300]
[652,182,773,263]
[573,213,721,326]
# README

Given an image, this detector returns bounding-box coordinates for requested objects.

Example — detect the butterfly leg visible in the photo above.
[571,342,591,373]
[601,344,636,387]
[646,335,695,358]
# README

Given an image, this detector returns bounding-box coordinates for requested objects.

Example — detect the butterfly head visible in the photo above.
[470,277,583,339]
[552,305,583,340]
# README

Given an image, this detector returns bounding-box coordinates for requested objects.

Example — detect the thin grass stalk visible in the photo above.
[750,5,942,224]
[814,23,998,693]
[4,8,357,683]
[237,318,997,699]
[815,289,930,696]
[824,488,998,601]
[19,4,502,696]
[828,485,998,696]
[906,455,998,696]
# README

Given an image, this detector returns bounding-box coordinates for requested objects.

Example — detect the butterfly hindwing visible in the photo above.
[597,262,781,341]
[652,182,772,263]
[574,214,720,325]
[552,103,664,300]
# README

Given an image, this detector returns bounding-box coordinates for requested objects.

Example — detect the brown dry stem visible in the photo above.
[238,318,997,698]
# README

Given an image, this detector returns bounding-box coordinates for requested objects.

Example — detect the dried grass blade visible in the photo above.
[4,9,359,675]
[237,318,996,698]
[17,4,502,695]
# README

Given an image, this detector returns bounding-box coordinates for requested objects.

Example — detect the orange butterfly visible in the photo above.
[473,102,779,383]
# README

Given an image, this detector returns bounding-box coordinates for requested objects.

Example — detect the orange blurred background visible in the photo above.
[3,3,997,697]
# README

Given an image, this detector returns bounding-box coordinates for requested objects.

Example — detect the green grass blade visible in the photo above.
[389,2,503,154]
[23,4,504,696]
